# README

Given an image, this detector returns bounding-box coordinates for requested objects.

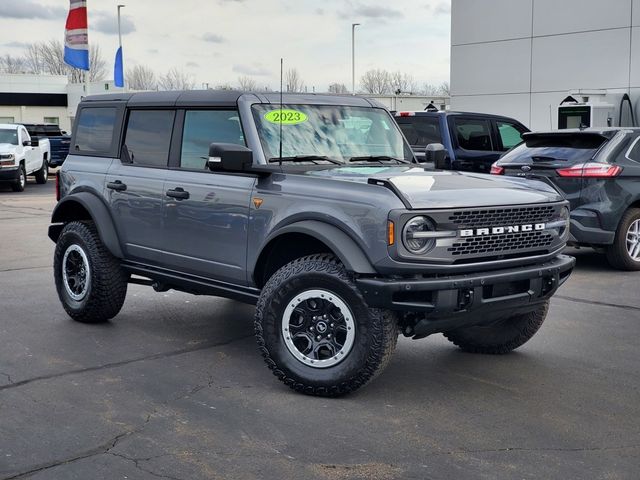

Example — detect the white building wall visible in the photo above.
[450,0,639,130]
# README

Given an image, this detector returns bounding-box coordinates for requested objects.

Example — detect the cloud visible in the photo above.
[186,61,199,67]
[0,1,65,19]
[92,12,136,35]
[351,5,403,19]
[203,33,225,43]
[148,48,159,54]
[3,41,30,49]
[434,1,451,15]
[232,64,271,76]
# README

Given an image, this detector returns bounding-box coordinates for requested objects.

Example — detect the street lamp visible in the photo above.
[117,4,126,89]
[352,23,360,94]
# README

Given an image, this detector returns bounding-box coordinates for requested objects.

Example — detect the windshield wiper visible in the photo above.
[268,155,342,165]
[348,155,410,164]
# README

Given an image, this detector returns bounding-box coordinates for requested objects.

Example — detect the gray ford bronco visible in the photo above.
[49,91,575,396]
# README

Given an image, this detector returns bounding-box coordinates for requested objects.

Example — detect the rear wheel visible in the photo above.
[11,165,26,192]
[255,254,398,397]
[34,158,48,184]
[54,221,128,323]
[444,301,549,354]
[606,208,640,271]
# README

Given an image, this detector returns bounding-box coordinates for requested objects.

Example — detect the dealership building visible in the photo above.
[450,0,640,130]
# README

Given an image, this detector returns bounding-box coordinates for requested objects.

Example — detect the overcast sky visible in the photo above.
[0,0,451,91]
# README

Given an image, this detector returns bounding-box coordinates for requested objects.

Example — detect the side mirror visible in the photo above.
[30,138,39,147]
[208,143,253,173]
[425,143,448,169]
[22,140,29,147]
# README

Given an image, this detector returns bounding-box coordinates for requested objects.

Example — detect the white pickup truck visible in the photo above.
[0,124,49,192]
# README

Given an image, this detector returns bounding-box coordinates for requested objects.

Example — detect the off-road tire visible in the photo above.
[255,254,398,397]
[54,221,128,323]
[444,300,549,354]
[606,208,640,271]
[11,165,26,192]
[34,158,48,184]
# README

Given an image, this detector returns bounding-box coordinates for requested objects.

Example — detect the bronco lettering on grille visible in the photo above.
[459,223,546,237]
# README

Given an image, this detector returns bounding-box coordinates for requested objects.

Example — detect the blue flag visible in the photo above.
[114,46,124,88]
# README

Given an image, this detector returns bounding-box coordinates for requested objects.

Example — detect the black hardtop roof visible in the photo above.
[82,90,381,108]
[394,110,524,121]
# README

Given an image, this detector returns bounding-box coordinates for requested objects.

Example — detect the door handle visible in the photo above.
[166,187,190,200]
[107,180,127,191]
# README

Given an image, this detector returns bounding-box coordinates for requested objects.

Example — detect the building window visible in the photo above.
[44,117,59,125]
[0,117,15,123]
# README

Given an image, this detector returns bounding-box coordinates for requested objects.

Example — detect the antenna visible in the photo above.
[279,58,283,166]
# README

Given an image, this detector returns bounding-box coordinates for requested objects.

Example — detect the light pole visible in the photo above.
[117,4,126,89]
[351,23,360,94]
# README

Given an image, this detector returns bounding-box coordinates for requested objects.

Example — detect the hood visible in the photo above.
[0,143,17,153]
[305,166,564,209]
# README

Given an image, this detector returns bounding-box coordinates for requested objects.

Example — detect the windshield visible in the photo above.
[0,129,18,145]
[252,104,413,163]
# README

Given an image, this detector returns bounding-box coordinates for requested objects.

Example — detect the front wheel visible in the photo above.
[255,254,398,397]
[606,208,640,271]
[54,221,128,323]
[11,165,26,192]
[444,301,549,354]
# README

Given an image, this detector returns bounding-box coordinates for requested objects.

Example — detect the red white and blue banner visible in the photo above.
[64,0,89,71]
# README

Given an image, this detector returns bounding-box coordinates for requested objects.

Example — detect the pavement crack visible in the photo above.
[108,452,185,480]
[0,372,13,384]
[0,333,253,393]
[555,295,640,312]
[426,444,640,457]
[0,415,153,480]
[0,265,51,273]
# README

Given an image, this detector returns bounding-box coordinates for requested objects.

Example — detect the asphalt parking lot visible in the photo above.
[0,179,639,480]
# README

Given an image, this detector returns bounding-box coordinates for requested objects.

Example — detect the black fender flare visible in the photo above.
[258,220,376,275]
[49,192,124,258]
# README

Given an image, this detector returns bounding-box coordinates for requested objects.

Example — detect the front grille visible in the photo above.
[449,205,556,228]
[448,230,554,256]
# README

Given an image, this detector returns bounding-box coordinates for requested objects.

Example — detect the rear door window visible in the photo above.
[180,110,245,170]
[395,116,442,146]
[454,118,493,151]
[124,110,175,168]
[497,121,525,151]
[75,107,117,154]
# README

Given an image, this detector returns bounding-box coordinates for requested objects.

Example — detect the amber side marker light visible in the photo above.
[388,220,395,245]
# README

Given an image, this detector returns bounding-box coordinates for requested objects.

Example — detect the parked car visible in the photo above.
[394,111,529,173]
[21,123,71,167]
[48,91,574,396]
[0,124,49,191]
[491,128,640,270]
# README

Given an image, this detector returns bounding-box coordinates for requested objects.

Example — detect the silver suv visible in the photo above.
[48,91,575,396]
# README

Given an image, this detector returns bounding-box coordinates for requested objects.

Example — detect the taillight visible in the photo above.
[398,112,415,117]
[490,163,505,175]
[556,162,622,178]
[55,171,60,201]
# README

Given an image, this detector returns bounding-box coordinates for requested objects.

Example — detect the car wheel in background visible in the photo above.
[606,208,640,271]
[34,158,48,184]
[11,165,26,192]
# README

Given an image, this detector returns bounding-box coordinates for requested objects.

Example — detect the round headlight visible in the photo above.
[402,216,436,254]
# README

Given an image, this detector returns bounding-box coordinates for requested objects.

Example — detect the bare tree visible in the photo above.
[126,64,157,90]
[237,76,257,91]
[390,71,417,94]
[360,69,391,94]
[22,40,105,82]
[285,68,305,93]
[328,83,348,94]
[437,81,450,96]
[158,67,195,91]
[0,54,26,74]
[421,82,438,96]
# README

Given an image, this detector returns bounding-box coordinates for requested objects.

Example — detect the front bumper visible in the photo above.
[356,254,575,336]
[0,166,19,182]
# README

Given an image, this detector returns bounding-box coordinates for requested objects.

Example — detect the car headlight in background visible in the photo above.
[402,216,437,254]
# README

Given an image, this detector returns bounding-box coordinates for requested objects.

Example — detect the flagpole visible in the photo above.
[117,4,125,90]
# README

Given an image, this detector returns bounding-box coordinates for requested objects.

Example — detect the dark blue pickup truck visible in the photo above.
[22,123,71,167]
[394,111,529,174]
